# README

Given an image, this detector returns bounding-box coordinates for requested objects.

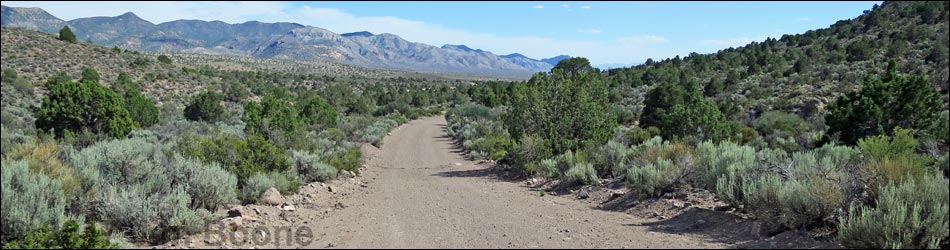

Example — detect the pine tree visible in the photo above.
[826,62,941,145]
[35,79,135,138]
[184,91,225,123]
[58,26,77,43]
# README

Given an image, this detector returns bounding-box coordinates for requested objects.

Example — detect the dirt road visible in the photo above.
[312,116,724,248]
[159,116,727,248]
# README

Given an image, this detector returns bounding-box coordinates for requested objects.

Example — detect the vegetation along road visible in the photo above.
[160,116,725,249]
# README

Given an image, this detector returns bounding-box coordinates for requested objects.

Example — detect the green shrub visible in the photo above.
[2,220,118,249]
[328,148,362,174]
[1,161,66,244]
[180,134,289,184]
[938,153,949,178]
[623,126,653,146]
[240,172,274,204]
[697,141,756,207]
[58,26,76,43]
[157,55,172,64]
[184,91,224,123]
[564,162,600,186]
[356,119,398,147]
[826,69,941,145]
[630,136,667,163]
[176,155,238,211]
[124,93,160,128]
[555,150,580,174]
[504,58,615,155]
[737,126,760,145]
[858,127,918,161]
[592,141,631,178]
[742,175,783,221]
[1,125,34,157]
[537,158,559,178]
[243,134,291,178]
[11,77,32,95]
[838,174,949,249]
[754,111,811,135]
[243,89,304,146]
[267,171,300,195]
[299,96,339,129]
[1,68,17,84]
[509,135,552,173]
[110,73,141,99]
[626,159,686,199]
[97,185,206,242]
[290,150,338,182]
[447,103,491,121]
[43,72,71,90]
[80,67,100,83]
[469,135,511,160]
[928,110,948,146]
[35,79,136,139]
[777,177,844,229]
[67,137,230,243]
[6,140,80,201]
[857,128,933,198]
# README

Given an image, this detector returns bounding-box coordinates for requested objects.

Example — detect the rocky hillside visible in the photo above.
[0,6,64,33]
[0,5,567,77]
[0,26,474,113]
[605,1,949,122]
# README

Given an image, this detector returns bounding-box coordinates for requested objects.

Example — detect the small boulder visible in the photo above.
[227,207,243,217]
[219,217,243,231]
[281,203,297,211]
[608,190,626,200]
[577,189,590,199]
[260,187,283,205]
[327,185,337,193]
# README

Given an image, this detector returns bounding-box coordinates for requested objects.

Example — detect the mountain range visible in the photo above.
[0,5,569,77]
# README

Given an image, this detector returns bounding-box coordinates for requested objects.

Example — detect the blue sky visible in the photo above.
[4,1,880,67]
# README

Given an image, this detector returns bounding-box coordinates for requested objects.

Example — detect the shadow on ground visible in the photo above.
[633,208,840,249]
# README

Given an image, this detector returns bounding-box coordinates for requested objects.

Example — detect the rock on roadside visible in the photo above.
[260,187,283,205]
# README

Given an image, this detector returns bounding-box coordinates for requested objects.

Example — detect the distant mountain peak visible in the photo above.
[541,55,571,65]
[341,31,373,37]
[502,53,527,58]
[442,44,483,53]
[116,12,144,20]
[1,5,558,77]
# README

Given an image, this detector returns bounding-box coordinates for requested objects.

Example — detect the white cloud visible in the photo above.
[617,35,670,43]
[533,5,544,9]
[702,36,769,47]
[796,17,810,21]
[578,29,602,34]
[581,6,591,9]
[561,4,570,8]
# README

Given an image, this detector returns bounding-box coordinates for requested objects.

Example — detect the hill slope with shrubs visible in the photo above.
[0,25,473,248]
[447,1,948,248]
